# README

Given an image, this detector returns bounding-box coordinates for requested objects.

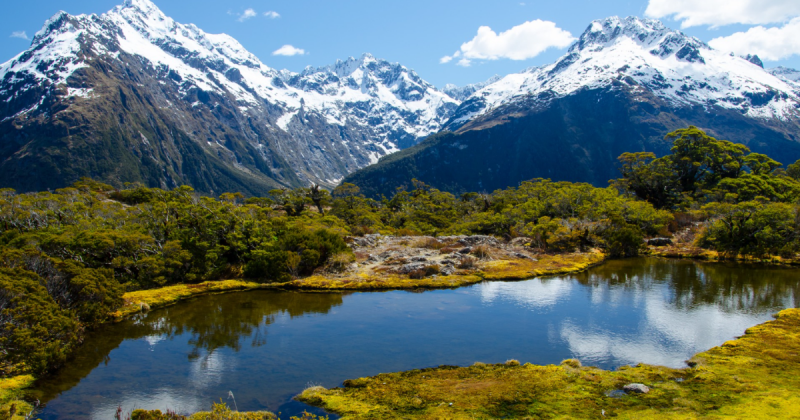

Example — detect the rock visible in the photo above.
[647,237,673,246]
[440,265,456,275]
[409,256,428,262]
[510,237,533,247]
[458,236,499,246]
[458,247,473,254]
[512,252,536,261]
[623,383,650,394]
[379,250,397,259]
[139,302,151,312]
[398,262,427,274]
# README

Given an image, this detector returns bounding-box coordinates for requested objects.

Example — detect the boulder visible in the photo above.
[458,236,499,246]
[623,383,650,394]
[398,262,427,274]
[647,237,673,246]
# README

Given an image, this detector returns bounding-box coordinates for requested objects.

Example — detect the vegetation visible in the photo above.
[129,402,327,420]
[0,126,798,418]
[299,307,800,419]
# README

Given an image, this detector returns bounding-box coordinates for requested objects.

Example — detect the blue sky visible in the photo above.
[3,0,800,88]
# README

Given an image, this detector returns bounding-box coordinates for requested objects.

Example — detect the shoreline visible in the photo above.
[10,251,799,419]
[298,307,800,419]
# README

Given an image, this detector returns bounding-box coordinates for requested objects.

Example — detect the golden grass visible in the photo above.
[298,307,800,419]
[0,375,35,420]
[112,280,281,320]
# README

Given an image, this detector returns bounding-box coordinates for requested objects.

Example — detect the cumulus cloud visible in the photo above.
[237,8,257,22]
[264,11,280,19]
[440,20,574,66]
[709,17,800,61]
[10,31,28,40]
[645,0,800,28]
[272,45,306,56]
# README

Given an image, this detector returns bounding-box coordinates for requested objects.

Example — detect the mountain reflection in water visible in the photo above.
[32,258,798,419]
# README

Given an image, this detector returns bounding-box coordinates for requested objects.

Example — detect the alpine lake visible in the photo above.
[28,258,800,419]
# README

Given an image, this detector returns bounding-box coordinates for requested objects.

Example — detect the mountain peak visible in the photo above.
[120,0,161,13]
[31,10,72,45]
[570,15,704,54]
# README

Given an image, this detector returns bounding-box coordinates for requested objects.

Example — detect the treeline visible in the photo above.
[1,126,799,379]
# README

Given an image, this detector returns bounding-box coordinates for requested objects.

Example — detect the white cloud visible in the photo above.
[238,8,257,22]
[272,44,306,56]
[645,0,800,28]
[440,20,574,66]
[439,55,453,64]
[10,31,28,40]
[709,17,800,61]
[264,11,280,19]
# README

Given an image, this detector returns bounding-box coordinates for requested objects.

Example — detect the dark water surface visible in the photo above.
[31,258,799,419]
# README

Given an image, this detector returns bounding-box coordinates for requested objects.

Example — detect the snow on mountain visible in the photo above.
[442,75,502,102]
[447,16,800,129]
[0,0,459,187]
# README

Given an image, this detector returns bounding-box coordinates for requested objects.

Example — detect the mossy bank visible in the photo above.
[298,308,800,419]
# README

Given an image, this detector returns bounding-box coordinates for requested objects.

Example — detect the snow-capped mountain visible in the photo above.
[442,75,501,102]
[446,16,800,130]
[345,16,800,197]
[0,0,458,193]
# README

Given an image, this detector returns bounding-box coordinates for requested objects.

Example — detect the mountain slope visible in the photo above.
[344,16,800,198]
[0,0,458,193]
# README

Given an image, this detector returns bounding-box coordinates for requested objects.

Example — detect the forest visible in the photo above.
[1,126,799,390]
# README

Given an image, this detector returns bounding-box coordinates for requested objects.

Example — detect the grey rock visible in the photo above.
[409,256,428,262]
[623,383,650,394]
[440,266,456,275]
[398,262,427,274]
[458,247,473,254]
[647,237,673,246]
[458,236,499,246]
[512,252,536,261]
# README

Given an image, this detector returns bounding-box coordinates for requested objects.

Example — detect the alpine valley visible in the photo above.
[2,2,800,197]
[0,0,457,194]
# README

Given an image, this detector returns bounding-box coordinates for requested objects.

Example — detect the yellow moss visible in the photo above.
[288,253,606,291]
[299,308,800,420]
[112,280,281,320]
[0,375,35,420]
[288,274,484,290]
[480,252,606,280]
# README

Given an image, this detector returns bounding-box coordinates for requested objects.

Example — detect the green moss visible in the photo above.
[130,402,326,420]
[298,308,800,419]
[0,375,35,420]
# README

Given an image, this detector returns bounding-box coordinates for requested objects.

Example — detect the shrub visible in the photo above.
[0,268,81,375]
[457,256,476,269]
[408,264,440,279]
[471,244,491,259]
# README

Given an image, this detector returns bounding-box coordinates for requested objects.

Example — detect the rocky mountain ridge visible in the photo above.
[0,0,458,193]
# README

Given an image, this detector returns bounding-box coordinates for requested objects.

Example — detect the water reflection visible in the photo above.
[31,291,343,419]
[32,258,798,419]
[481,258,799,367]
